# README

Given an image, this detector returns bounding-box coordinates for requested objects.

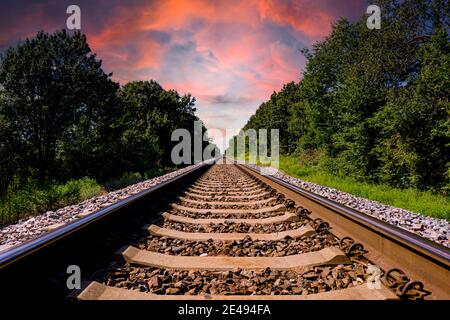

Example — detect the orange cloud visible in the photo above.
[258,0,334,37]
[0,0,366,132]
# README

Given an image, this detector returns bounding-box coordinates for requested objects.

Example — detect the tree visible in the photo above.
[243,82,299,154]
[119,80,207,171]
[0,30,120,181]
[373,28,450,190]
[0,111,21,196]
[234,0,449,193]
[118,81,165,174]
[288,19,361,157]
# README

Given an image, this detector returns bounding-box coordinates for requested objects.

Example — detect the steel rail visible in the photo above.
[241,164,449,261]
[0,161,211,269]
[236,162,450,299]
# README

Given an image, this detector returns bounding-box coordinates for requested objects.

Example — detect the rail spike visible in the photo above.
[253,178,263,186]
[276,194,286,204]
[339,236,367,257]
[295,206,311,217]
[313,218,331,232]
[284,199,295,210]
[383,268,431,300]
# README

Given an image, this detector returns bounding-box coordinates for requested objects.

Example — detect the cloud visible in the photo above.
[0,0,367,141]
[207,95,254,105]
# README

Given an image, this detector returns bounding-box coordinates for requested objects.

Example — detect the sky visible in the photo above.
[0,0,366,150]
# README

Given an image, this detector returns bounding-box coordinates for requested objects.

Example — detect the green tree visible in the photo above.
[243,82,299,154]
[0,112,21,196]
[234,0,449,193]
[0,30,120,181]
[373,28,450,190]
[119,80,208,170]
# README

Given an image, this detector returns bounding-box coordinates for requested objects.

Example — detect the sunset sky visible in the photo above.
[0,0,367,148]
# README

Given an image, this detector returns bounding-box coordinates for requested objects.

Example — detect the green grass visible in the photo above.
[103,167,167,191]
[0,166,172,227]
[103,172,145,191]
[0,177,102,226]
[278,155,450,220]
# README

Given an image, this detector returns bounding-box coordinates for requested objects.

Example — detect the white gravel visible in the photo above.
[0,163,205,251]
[248,164,449,248]
[2,160,448,253]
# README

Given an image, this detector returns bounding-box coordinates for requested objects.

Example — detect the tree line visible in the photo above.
[0,30,217,198]
[229,0,449,194]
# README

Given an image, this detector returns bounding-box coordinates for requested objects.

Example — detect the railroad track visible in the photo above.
[0,158,448,300]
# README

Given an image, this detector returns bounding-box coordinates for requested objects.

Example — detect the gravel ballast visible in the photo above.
[163,220,309,233]
[167,208,284,219]
[103,263,368,295]
[248,164,450,248]
[2,161,448,251]
[0,163,204,251]
[140,233,338,257]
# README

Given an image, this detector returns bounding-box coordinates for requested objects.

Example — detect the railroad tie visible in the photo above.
[74,161,431,301]
[183,191,270,200]
[178,196,276,206]
[186,189,265,196]
[120,246,351,271]
[188,185,261,192]
[148,224,315,241]
[193,181,258,188]
[161,212,299,225]
[171,203,286,215]
[79,281,399,300]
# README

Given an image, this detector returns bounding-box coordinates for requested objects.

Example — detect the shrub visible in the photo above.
[103,172,144,191]
[0,178,101,226]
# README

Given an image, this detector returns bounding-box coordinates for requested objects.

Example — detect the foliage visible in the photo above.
[243,82,299,154]
[229,0,450,195]
[278,155,450,220]
[0,177,102,226]
[0,30,217,224]
[103,172,144,191]
[119,80,201,170]
[0,30,121,182]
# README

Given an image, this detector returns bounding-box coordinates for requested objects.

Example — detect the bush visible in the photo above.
[0,178,101,226]
[52,178,101,207]
[144,167,165,179]
[103,172,144,191]
[279,155,450,220]
[103,166,172,191]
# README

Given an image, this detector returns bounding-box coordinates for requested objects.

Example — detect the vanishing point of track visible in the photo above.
[0,157,448,300]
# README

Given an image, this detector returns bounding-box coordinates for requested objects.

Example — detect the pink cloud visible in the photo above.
[0,0,366,139]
